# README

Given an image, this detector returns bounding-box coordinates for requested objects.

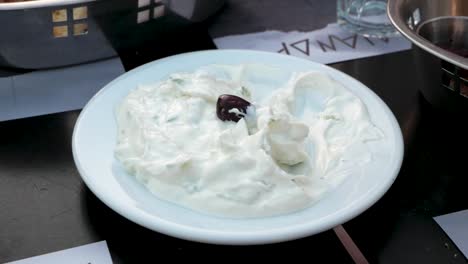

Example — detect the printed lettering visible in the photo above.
[363,37,375,46]
[278,42,290,55]
[290,39,310,56]
[317,34,358,52]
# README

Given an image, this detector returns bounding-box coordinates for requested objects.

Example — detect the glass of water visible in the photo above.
[337,0,398,38]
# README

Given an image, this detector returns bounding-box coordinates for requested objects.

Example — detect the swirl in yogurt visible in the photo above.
[115,64,383,218]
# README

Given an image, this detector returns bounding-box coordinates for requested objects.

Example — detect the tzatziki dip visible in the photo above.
[114,64,383,218]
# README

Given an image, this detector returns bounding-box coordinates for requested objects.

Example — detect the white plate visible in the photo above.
[72,50,403,245]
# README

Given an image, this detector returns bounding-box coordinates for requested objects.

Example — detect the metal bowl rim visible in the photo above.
[387,0,468,70]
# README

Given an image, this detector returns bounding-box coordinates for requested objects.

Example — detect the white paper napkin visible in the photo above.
[434,209,468,259]
[5,241,113,264]
[214,23,411,64]
[0,57,124,122]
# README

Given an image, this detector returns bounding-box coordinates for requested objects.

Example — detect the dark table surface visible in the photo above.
[1,1,468,263]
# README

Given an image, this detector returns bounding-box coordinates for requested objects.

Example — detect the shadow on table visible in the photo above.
[344,96,468,263]
[82,187,354,264]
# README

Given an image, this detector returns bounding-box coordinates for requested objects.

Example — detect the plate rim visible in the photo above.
[72,49,404,245]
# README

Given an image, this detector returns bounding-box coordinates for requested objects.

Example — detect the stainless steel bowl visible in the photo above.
[388,0,468,113]
[388,0,468,69]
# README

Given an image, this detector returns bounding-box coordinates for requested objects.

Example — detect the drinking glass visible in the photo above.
[337,0,398,38]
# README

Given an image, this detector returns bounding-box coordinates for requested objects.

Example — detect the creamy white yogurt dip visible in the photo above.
[115,64,383,218]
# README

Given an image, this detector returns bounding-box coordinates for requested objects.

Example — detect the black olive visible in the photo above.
[216,94,252,122]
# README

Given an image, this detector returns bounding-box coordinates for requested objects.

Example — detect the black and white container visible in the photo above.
[0,0,224,69]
